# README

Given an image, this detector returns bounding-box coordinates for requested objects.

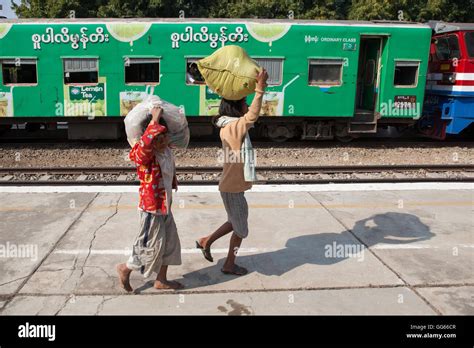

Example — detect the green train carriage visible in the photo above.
[0,18,432,141]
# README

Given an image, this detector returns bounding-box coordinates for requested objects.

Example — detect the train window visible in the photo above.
[394,61,419,87]
[185,58,205,85]
[253,58,283,85]
[64,58,98,84]
[1,58,37,85]
[465,32,474,58]
[435,35,461,61]
[125,58,160,84]
[308,59,343,86]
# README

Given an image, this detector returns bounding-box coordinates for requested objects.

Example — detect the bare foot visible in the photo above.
[154,279,184,290]
[116,263,133,292]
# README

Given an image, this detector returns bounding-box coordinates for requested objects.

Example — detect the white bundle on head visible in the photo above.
[124,95,190,149]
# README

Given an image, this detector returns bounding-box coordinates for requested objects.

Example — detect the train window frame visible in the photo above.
[124,57,161,86]
[434,35,462,61]
[465,32,474,58]
[185,57,205,86]
[307,59,344,87]
[1,58,38,86]
[63,58,99,86]
[393,60,420,88]
[252,57,284,86]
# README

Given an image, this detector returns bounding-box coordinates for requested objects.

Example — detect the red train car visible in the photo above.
[422,22,474,138]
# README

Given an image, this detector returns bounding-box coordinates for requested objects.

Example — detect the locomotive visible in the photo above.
[0,18,471,141]
[420,21,474,139]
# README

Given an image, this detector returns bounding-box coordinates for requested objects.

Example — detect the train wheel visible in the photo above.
[0,124,12,135]
[25,122,42,132]
[269,135,289,142]
[267,125,293,142]
[335,135,355,143]
[335,123,354,142]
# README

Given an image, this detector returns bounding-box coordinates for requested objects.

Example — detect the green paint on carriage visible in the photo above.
[0,19,431,120]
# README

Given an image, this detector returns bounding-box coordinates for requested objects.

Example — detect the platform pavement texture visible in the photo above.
[0,188,472,315]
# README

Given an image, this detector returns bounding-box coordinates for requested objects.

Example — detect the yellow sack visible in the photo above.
[197,45,261,100]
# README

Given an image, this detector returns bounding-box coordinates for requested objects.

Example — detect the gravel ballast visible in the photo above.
[0,141,472,168]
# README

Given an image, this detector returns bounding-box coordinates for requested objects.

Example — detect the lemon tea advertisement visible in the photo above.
[120,91,147,116]
[63,78,107,117]
[0,92,13,117]
[199,86,221,116]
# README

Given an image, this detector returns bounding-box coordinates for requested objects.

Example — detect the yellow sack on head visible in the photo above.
[197,45,261,100]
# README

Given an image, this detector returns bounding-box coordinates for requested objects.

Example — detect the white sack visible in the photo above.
[124,95,189,149]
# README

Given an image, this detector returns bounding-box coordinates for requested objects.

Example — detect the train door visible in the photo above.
[356,37,383,112]
[349,36,385,134]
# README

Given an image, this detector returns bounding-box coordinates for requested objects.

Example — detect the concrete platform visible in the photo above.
[0,183,472,315]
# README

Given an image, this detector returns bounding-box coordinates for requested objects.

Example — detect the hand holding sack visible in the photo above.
[197,45,262,100]
[124,95,190,149]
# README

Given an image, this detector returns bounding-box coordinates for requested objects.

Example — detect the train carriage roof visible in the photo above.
[0,17,431,29]
[429,21,474,34]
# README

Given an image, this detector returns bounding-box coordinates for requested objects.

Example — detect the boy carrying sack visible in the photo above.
[117,106,183,291]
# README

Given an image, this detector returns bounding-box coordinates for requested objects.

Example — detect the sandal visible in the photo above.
[195,240,213,262]
[221,265,248,276]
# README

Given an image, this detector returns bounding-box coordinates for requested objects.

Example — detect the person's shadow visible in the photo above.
[135,212,434,292]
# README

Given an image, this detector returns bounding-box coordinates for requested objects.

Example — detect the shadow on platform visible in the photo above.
[135,212,434,292]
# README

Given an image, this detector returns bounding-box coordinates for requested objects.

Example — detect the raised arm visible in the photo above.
[129,107,166,165]
[233,69,269,136]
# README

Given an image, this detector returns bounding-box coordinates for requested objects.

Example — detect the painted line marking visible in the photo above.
[53,247,273,256]
[0,200,472,213]
[51,244,474,256]
[0,182,473,193]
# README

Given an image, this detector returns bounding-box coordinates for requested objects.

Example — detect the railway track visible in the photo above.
[0,164,473,185]
[1,137,473,147]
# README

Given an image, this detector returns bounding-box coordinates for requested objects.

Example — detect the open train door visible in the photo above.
[351,35,387,134]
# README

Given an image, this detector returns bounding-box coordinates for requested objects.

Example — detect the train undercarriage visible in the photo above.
[0,115,418,142]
